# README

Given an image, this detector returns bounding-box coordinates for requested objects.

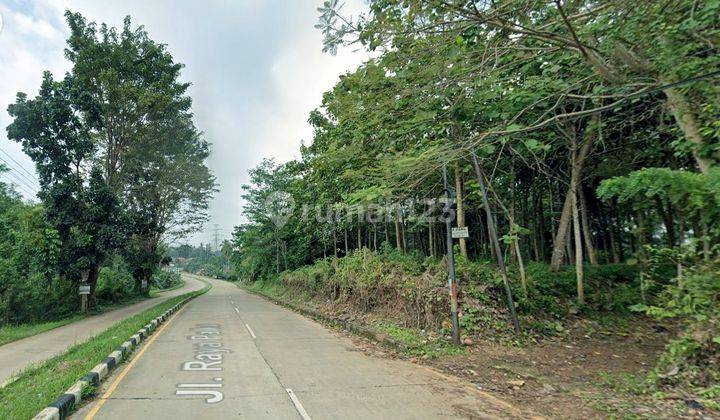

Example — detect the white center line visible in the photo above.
[234,307,240,314]
[245,323,257,339]
[286,388,311,420]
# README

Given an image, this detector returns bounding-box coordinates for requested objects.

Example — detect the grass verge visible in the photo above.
[0,279,210,420]
[150,277,187,296]
[0,277,192,347]
[0,316,86,347]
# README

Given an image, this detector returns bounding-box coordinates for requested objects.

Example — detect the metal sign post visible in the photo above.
[442,165,461,346]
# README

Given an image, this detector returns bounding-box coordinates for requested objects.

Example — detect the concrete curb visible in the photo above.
[32,296,195,420]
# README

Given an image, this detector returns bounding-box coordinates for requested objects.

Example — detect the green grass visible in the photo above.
[149,277,186,296]
[374,322,466,358]
[0,316,86,347]
[0,280,210,420]
[0,278,190,346]
[247,280,287,299]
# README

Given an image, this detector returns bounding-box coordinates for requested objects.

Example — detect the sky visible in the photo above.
[0,0,367,247]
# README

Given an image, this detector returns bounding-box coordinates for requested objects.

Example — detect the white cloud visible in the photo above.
[0,1,70,201]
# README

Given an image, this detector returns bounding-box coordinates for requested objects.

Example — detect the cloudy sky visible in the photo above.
[0,0,367,246]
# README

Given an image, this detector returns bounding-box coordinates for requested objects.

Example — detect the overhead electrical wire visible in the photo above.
[0,147,39,183]
[0,155,40,191]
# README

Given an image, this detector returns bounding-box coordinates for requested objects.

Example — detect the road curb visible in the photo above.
[31,296,195,420]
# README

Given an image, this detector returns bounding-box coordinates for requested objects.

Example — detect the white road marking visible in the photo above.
[234,307,239,314]
[178,383,222,388]
[244,323,257,339]
[286,388,311,420]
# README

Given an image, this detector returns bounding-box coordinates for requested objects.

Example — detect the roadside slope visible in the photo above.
[0,274,205,384]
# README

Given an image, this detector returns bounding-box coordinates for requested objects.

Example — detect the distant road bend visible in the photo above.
[0,274,206,384]
[74,277,535,419]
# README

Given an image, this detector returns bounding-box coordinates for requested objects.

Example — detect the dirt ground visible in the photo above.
[340,313,715,419]
[346,317,720,420]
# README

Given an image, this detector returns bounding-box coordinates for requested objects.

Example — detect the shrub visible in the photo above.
[95,257,135,304]
[153,271,182,290]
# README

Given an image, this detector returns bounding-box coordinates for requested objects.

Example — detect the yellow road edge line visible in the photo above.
[84,304,188,420]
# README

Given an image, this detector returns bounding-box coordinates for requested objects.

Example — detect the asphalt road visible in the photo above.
[0,274,205,384]
[74,277,534,419]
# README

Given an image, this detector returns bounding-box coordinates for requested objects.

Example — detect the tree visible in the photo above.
[7,72,126,306]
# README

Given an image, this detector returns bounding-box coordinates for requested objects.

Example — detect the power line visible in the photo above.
[0,147,39,183]
[0,173,38,198]
[0,155,40,191]
[0,164,39,196]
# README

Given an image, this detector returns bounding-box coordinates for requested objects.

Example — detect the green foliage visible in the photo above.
[3,11,213,327]
[152,271,182,290]
[169,242,235,280]
[628,251,720,403]
[598,168,720,231]
[374,322,465,359]
[95,257,135,303]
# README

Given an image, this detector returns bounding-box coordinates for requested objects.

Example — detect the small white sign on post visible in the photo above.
[79,285,91,295]
[141,280,148,290]
[451,226,469,239]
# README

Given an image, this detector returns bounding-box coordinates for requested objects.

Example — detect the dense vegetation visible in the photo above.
[169,242,235,280]
[1,12,214,325]
[232,0,719,405]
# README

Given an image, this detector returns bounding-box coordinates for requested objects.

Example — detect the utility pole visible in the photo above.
[471,152,521,333]
[213,224,220,253]
[442,165,461,345]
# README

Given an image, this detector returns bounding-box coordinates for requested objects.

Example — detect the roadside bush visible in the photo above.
[153,271,183,290]
[267,249,655,336]
[95,257,135,304]
[632,249,720,406]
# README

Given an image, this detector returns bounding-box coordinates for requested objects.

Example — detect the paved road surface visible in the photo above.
[74,277,534,419]
[0,274,205,383]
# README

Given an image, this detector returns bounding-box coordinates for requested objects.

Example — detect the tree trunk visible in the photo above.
[569,133,585,304]
[428,221,435,257]
[508,205,527,295]
[578,186,598,265]
[664,86,713,175]
[655,196,676,248]
[702,221,710,261]
[276,237,280,273]
[471,153,521,333]
[87,264,100,307]
[333,229,338,258]
[551,190,573,269]
[394,214,402,251]
[384,222,389,247]
[550,119,595,271]
[455,168,468,258]
[514,239,528,296]
[400,213,407,251]
[344,229,348,255]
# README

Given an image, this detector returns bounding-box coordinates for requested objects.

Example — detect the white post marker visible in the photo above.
[286,388,311,420]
